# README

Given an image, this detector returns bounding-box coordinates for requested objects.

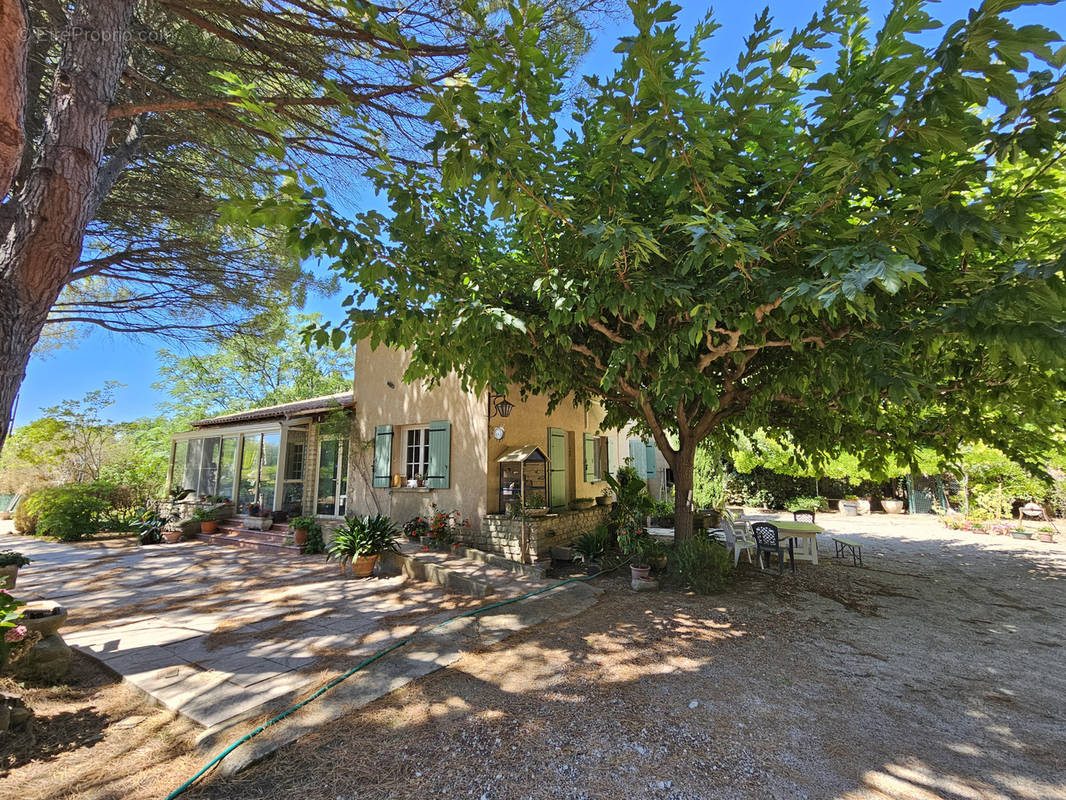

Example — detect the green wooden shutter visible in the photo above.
[645,442,656,479]
[426,420,451,489]
[548,427,567,508]
[607,438,618,478]
[583,434,596,483]
[372,425,393,488]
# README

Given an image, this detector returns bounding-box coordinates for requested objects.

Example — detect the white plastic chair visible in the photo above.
[722,516,756,567]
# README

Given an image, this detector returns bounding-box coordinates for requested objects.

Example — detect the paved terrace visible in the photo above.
[0,530,554,732]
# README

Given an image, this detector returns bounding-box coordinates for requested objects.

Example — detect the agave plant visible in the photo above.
[327,515,400,565]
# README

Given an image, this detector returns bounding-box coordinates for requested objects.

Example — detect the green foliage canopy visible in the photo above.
[155,312,353,422]
[291,0,1066,538]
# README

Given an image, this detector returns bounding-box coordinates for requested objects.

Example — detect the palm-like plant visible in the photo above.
[328,515,400,566]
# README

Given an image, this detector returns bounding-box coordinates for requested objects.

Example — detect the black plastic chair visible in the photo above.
[750,522,795,575]
[793,509,815,524]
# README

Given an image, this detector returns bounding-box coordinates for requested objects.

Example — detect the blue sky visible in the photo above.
[14,0,1065,426]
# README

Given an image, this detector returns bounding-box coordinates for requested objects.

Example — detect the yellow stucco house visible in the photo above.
[167,342,666,559]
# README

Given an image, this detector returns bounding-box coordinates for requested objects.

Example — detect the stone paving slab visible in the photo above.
[0,530,568,731]
[208,579,603,776]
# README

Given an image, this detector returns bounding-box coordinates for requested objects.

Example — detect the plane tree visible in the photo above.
[301,0,1066,539]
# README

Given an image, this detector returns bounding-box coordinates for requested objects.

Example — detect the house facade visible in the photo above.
[167,343,664,559]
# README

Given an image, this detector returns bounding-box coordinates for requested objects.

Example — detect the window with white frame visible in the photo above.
[404,427,431,479]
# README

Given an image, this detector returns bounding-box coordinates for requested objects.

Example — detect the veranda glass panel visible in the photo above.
[183,439,202,494]
[238,434,260,510]
[217,437,237,500]
[198,437,221,497]
[171,441,188,493]
[259,433,281,511]
[281,429,306,515]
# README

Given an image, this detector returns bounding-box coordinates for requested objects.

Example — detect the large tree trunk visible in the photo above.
[0,0,136,452]
[0,0,28,200]
[670,440,697,542]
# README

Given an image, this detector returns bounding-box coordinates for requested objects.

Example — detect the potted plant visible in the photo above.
[161,526,184,544]
[0,552,30,589]
[328,514,400,578]
[596,487,614,506]
[569,496,596,510]
[192,507,219,534]
[572,527,609,574]
[1010,528,1034,540]
[403,516,430,540]
[524,493,549,517]
[1036,525,1056,544]
[618,524,653,581]
[288,515,318,547]
[840,496,860,516]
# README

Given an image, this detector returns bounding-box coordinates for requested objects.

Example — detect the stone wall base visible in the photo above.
[467,505,611,561]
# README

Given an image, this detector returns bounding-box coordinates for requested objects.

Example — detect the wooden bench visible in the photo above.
[832,537,864,567]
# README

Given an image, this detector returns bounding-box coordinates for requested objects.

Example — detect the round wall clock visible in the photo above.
[492,426,506,440]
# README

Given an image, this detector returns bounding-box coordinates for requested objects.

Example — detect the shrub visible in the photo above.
[572,526,610,562]
[13,491,41,535]
[786,496,828,512]
[670,537,735,594]
[21,484,110,541]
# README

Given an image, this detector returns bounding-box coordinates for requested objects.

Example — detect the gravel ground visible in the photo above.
[182,513,1066,800]
[5,514,1064,800]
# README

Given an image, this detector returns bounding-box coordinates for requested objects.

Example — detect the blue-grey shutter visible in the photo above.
[548,427,567,508]
[372,425,393,488]
[583,434,596,482]
[644,442,656,479]
[628,439,644,472]
[426,420,451,489]
[607,438,618,478]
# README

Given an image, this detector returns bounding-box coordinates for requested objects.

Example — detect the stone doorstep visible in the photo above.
[381,551,496,599]
[200,579,604,774]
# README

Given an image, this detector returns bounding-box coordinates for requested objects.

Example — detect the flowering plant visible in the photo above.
[427,504,471,545]
[403,516,430,538]
[0,588,28,671]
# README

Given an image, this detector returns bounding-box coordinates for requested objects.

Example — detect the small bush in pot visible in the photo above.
[192,507,219,534]
[0,551,31,589]
[328,515,400,578]
[617,522,655,580]
[289,515,318,548]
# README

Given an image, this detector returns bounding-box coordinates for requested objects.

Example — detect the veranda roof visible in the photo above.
[191,392,354,428]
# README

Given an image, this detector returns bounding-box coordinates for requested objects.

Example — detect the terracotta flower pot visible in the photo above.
[293,528,309,546]
[161,529,183,544]
[1037,533,1055,543]
[0,565,18,589]
[200,520,219,534]
[351,554,379,578]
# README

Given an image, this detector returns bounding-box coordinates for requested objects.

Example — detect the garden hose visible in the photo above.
[164,561,624,800]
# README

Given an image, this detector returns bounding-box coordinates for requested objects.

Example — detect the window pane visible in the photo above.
[217,438,237,500]
[317,439,338,515]
[338,439,348,516]
[281,429,306,515]
[183,439,202,494]
[406,429,421,478]
[172,441,188,493]
[259,433,280,511]
[199,437,221,497]
[238,434,260,510]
